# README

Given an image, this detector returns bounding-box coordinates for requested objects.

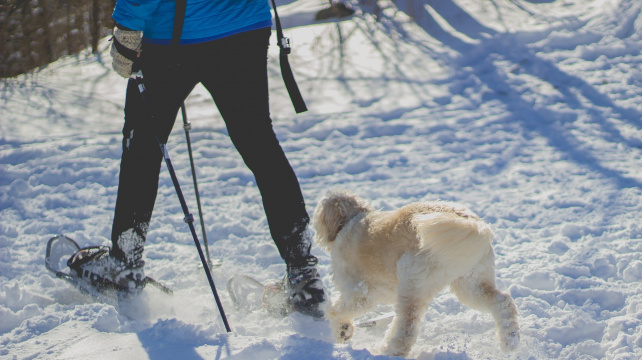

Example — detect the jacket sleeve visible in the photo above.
[112,0,164,31]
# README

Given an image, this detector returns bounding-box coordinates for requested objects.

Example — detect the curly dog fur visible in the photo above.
[312,189,519,357]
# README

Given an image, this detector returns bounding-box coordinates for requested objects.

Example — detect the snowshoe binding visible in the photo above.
[67,244,146,297]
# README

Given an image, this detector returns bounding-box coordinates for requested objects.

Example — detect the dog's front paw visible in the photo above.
[337,322,354,342]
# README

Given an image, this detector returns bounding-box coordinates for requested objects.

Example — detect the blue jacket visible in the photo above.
[113,0,272,44]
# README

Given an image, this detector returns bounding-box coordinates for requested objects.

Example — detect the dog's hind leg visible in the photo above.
[450,251,520,351]
[382,254,445,357]
[382,292,433,357]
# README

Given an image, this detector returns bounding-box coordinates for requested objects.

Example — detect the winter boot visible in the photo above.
[286,256,325,318]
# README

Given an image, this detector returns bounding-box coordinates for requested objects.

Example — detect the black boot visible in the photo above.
[285,256,325,318]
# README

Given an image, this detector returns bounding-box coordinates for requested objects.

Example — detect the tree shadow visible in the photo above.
[380,0,642,188]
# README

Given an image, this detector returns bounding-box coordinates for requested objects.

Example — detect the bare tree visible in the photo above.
[0,0,115,78]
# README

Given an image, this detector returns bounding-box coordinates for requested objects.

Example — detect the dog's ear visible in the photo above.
[312,190,372,250]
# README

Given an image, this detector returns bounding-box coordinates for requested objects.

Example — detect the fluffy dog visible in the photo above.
[312,190,519,357]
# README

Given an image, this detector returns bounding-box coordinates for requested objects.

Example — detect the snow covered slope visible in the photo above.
[1,0,642,358]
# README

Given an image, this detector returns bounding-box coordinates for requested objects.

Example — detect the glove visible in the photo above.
[110,26,143,78]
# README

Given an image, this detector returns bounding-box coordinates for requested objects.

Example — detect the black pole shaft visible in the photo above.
[180,104,214,271]
[133,75,231,333]
[161,145,231,333]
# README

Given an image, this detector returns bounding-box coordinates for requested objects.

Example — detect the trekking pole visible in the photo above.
[180,103,214,271]
[132,72,231,333]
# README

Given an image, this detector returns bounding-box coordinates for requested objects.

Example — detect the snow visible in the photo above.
[2,0,642,358]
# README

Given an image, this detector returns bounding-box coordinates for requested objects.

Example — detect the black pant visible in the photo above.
[111,28,311,266]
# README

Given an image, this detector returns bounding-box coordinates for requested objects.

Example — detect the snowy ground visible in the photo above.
[2,0,642,359]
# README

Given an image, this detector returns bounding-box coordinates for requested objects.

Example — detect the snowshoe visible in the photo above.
[263,277,295,317]
[227,275,295,317]
[45,235,172,302]
[227,256,325,318]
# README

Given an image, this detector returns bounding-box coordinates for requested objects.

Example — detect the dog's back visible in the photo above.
[413,210,493,274]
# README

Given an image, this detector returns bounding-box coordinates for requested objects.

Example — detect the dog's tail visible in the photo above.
[414,212,493,272]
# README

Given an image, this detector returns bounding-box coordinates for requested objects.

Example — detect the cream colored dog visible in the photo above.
[312,190,519,357]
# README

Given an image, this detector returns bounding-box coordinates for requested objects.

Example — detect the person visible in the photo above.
[68,0,325,318]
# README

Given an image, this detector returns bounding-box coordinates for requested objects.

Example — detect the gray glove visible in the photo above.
[110,26,143,78]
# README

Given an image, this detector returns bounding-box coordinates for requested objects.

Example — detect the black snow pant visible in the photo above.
[110,27,311,267]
